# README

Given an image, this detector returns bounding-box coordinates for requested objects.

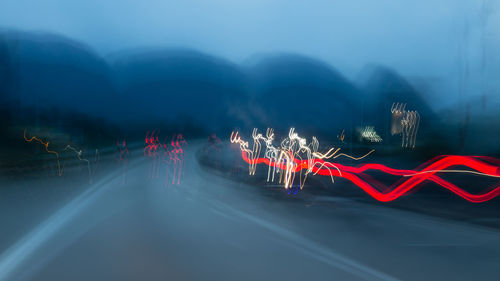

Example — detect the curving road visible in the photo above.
[0,142,499,281]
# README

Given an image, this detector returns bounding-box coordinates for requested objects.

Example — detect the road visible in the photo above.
[0,142,499,281]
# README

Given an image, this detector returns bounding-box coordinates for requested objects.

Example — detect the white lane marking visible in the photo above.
[191,144,400,280]
[209,201,401,281]
[0,158,144,281]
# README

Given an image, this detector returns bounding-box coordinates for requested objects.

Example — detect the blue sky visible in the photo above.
[0,0,498,107]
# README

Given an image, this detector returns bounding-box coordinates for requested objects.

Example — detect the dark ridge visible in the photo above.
[110,48,248,133]
[0,29,115,118]
[246,53,363,137]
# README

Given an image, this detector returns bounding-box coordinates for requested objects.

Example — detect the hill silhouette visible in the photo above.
[0,30,115,118]
[110,48,247,132]
[0,29,452,152]
[247,54,363,137]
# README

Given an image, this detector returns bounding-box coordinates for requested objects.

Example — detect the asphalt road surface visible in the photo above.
[1,143,499,281]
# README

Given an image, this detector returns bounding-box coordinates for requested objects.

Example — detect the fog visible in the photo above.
[1,0,499,109]
[2,3,500,280]
[1,0,499,155]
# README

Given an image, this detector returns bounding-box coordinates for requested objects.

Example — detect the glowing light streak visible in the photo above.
[338,129,345,142]
[24,130,100,179]
[263,128,279,182]
[391,103,420,148]
[24,129,63,176]
[314,148,374,161]
[144,132,187,185]
[358,126,382,143]
[144,131,162,179]
[401,169,500,178]
[230,131,260,176]
[63,145,91,178]
[169,134,187,185]
[232,129,500,203]
[233,128,374,192]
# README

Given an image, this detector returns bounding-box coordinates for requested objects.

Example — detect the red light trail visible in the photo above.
[144,131,187,185]
[233,129,500,203]
[168,134,187,185]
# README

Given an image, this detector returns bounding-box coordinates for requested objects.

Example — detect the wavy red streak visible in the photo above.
[239,151,500,203]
